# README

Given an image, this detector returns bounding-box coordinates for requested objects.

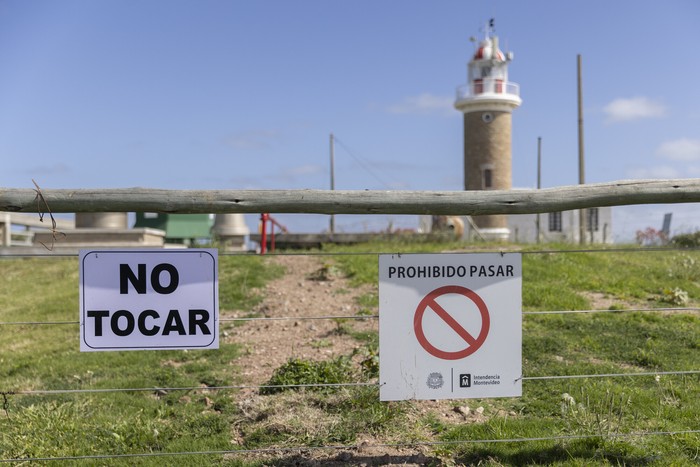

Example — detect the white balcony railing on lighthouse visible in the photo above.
[456,78,520,100]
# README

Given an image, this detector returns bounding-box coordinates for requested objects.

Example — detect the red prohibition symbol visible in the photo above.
[414,285,490,360]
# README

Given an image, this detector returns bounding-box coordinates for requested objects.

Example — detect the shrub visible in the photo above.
[671,231,700,248]
[260,356,355,394]
[636,227,667,246]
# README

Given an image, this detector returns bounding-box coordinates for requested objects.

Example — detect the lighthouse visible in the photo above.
[455,20,521,241]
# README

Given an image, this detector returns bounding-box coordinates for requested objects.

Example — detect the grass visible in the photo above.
[522,247,700,309]
[259,356,356,395]
[0,254,281,465]
[1,243,699,465]
[324,241,700,464]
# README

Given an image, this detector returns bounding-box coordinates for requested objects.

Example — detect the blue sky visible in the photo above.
[2,0,700,241]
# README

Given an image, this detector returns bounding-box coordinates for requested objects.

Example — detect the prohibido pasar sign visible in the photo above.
[379,252,521,401]
[80,249,218,351]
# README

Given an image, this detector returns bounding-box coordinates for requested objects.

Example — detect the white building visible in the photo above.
[507,208,613,244]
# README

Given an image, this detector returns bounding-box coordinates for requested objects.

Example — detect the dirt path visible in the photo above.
[221,254,376,389]
[219,254,488,465]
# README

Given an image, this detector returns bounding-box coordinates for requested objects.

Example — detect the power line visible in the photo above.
[332,136,396,189]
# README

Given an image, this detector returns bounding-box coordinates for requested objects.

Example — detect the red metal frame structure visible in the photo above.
[259,213,288,254]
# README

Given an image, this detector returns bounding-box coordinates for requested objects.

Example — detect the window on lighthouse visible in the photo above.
[482,168,493,189]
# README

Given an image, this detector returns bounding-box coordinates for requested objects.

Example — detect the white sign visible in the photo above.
[379,253,521,401]
[80,249,218,351]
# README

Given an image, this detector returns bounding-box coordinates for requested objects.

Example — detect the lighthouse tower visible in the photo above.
[455,21,521,241]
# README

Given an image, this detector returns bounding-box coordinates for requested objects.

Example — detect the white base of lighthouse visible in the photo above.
[472,227,511,242]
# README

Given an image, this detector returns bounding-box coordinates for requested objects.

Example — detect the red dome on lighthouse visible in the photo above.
[473,38,505,61]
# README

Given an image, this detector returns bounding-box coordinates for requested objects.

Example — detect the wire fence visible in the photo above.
[1,246,699,463]
[2,371,699,398]
[2,429,700,464]
[4,306,700,327]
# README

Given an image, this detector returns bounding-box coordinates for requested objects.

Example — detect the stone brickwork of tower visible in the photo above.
[463,110,513,230]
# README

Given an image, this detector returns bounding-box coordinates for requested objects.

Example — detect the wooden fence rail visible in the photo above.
[2,179,700,215]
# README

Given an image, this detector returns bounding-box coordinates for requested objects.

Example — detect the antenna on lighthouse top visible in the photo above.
[486,18,495,38]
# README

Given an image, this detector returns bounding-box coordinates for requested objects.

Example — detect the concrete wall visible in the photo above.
[508,208,613,244]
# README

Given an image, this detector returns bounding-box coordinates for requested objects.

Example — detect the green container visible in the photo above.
[134,213,213,243]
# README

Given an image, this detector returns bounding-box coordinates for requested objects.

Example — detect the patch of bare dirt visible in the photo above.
[221,255,376,390]
[579,291,621,310]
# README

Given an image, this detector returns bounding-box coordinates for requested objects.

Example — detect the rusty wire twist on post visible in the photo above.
[31,179,65,251]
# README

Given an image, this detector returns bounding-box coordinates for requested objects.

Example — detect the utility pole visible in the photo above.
[536,136,542,243]
[329,133,335,235]
[577,54,586,245]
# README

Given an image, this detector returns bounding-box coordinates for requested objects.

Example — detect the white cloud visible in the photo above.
[626,165,683,179]
[386,180,411,189]
[386,93,455,116]
[603,96,666,123]
[25,163,70,175]
[284,164,324,177]
[656,138,700,161]
[224,129,283,150]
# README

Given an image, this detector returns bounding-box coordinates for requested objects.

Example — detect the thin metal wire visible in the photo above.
[519,370,700,382]
[222,246,700,256]
[1,429,698,463]
[0,252,77,258]
[0,320,79,325]
[3,305,698,326]
[221,314,376,322]
[2,245,700,259]
[0,315,378,326]
[5,370,698,397]
[11,382,376,396]
[523,307,700,315]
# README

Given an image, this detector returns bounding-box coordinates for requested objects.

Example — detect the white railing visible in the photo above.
[0,212,75,247]
[456,79,520,101]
